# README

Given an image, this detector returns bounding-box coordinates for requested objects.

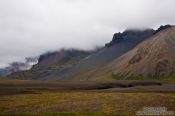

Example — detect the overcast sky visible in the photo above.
[0,0,175,67]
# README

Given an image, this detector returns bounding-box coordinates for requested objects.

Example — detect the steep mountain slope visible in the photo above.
[33,49,91,69]
[8,29,155,80]
[8,49,91,79]
[109,26,175,77]
[61,29,155,80]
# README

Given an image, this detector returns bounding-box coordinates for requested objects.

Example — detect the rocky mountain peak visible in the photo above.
[105,29,155,47]
[155,24,172,34]
[34,49,91,69]
[110,26,175,77]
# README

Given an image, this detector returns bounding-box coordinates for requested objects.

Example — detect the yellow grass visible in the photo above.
[0,92,175,115]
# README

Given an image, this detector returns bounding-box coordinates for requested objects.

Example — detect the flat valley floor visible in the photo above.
[0,80,175,116]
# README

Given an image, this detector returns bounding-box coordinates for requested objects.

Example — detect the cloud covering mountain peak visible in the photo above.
[0,0,175,67]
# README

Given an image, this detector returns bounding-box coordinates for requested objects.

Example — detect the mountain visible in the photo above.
[60,29,155,80]
[8,49,92,79]
[108,25,175,78]
[0,57,38,76]
[8,28,155,80]
[7,25,175,80]
[105,29,155,47]
[33,49,91,69]
[0,69,8,77]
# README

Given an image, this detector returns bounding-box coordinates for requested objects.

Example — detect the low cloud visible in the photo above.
[0,0,175,67]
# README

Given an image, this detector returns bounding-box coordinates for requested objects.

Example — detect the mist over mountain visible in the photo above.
[109,25,175,77]
[8,25,172,80]
[0,0,175,67]
[34,49,92,69]
[0,57,38,76]
[61,28,155,80]
[1,1,175,115]
[105,29,155,47]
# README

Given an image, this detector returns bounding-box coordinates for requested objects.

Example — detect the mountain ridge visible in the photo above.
[7,25,175,80]
[108,25,175,78]
[7,49,92,79]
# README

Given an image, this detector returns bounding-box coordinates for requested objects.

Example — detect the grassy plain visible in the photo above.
[0,80,174,116]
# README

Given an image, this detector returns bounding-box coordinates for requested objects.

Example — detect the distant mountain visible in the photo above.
[8,49,92,79]
[7,25,175,80]
[0,69,8,76]
[8,28,155,80]
[108,25,175,77]
[33,49,91,69]
[0,57,38,76]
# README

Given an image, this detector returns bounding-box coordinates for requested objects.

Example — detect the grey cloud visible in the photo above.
[0,0,175,67]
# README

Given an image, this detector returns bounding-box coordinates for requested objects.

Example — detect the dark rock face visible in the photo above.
[105,29,155,47]
[8,49,92,80]
[106,25,173,47]
[106,32,123,46]
[7,24,175,80]
[110,25,175,77]
[155,25,172,34]
[155,60,169,75]
[34,49,91,69]
[38,52,60,64]
[129,54,142,64]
